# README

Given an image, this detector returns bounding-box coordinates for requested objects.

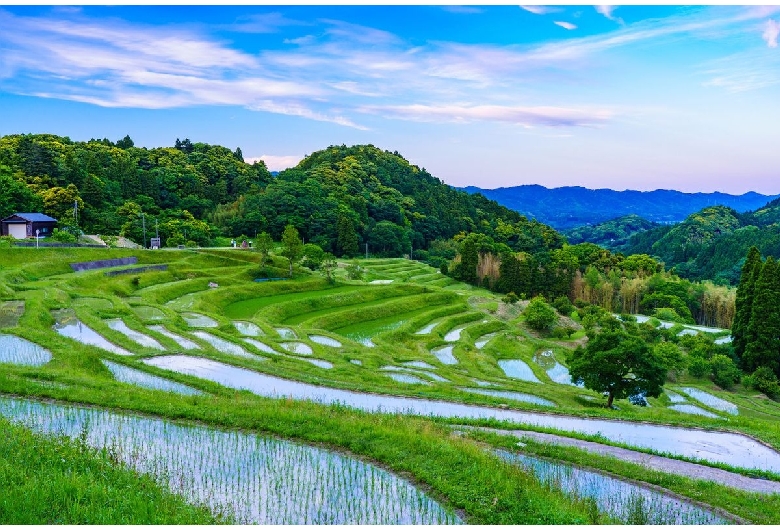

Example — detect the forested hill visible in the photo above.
[0,134,562,257]
[461,184,779,230]
[624,200,780,285]
[563,214,661,252]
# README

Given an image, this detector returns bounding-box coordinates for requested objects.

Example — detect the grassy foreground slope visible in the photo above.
[1,247,780,523]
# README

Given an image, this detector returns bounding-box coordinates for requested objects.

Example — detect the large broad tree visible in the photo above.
[569,329,666,408]
[280,224,303,277]
[732,246,763,359]
[0,166,43,218]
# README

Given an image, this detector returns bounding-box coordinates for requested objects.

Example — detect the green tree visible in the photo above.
[321,252,337,283]
[0,167,43,218]
[743,257,780,375]
[710,354,741,390]
[569,329,667,408]
[280,224,303,277]
[256,232,274,266]
[336,214,359,257]
[301,243,325,270]
[732,246,762,359]
[654,342,686,376]
[524,296,558,332]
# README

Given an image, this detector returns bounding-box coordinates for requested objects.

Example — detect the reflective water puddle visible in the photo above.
[679,387,738,415]
[474,333,497,350]
[242,338,278,354]
[233,321,263,336]
[148,325,201,350]
[191,331,257,360]
[107,319,165,350]
[101,359,202,395]
[0,301,25,328]
[182,313,218,328]
[532,350,581,386]
[275,327,297,339]
[132,306,166,321]
[498,360,541,383]
[0,396,460,525]
[669,404,720,419]
[402,361,436,369]
[460,388,556,407]
[280,342,314,355]
[0,333,52,366]
[52,310,131,356]
[309,335,342,348]
[498,451,729,524]
[431,345,458,365]
[382,366,448,383]
[443,326,466,342]
[141,355,780,473]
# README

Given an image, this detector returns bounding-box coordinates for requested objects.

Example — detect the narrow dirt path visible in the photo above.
[465,426,780,494]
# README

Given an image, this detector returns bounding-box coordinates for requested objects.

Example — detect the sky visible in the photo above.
[1,3,779,194]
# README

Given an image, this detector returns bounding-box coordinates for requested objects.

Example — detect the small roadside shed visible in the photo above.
[0,213,58,239]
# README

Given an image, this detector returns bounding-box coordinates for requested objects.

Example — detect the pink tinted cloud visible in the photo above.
[763,19,780,48]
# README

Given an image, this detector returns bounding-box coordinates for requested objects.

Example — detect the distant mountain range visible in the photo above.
[460,184,780,230]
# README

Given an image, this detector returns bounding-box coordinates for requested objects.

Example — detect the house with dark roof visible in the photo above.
[1,213,58,239]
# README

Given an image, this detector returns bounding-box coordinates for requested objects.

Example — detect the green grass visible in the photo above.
[0,417,223,524]
[2,247,780,524]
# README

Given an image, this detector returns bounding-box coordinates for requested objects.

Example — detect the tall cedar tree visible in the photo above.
[569,329,666,408]
[732,246,762,359]
[743,256,780,375]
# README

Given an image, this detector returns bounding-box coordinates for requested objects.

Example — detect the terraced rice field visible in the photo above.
[2,248,779,525]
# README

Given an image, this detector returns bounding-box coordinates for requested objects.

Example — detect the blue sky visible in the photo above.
[1,4,779,194]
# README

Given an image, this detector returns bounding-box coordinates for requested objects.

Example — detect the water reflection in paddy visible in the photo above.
[0,396,460,525]
[233,321,263,336]
[191,331,257,360]
[498,360,541,383]
[107,319,165,350]
[309,335,342,348]
[101,359,202,395]
[52,310,131,356]
[0,334,52,366]
[148,325,201,350]
[679,387,738,415]
[669,404,720,419]
[142,355,780,473]
[431,346,458,365]
[497,450,728,524]
[460,388,555,407]
[182,313,218,328]
[280,342,314,355]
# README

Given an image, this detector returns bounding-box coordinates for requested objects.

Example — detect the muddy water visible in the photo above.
[142,355,780,473]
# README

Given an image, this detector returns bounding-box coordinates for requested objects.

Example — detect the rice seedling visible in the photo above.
[0,333,52,366]
[496,450,729,524]
[0,396,461,525]
[679,387,739,415]
[101,360,203,396]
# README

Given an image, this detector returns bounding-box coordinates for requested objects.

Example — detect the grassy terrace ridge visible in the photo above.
[1,247,780,523]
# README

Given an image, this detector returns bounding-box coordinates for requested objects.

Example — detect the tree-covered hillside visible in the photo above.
[0,134,544,256]
[623,202,780,285]
[563,214,660,252]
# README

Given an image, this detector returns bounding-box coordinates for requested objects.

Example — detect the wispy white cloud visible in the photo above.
[520,6,560,16]
[763,19,780,48]
[554,21,577,31]
[595,5,623,25]
[700,48,780,92]
[252,155,301,171]
[358,103,612,127]
[223,12,309,34]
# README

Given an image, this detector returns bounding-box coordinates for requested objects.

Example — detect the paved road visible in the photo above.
[466,426,780,494]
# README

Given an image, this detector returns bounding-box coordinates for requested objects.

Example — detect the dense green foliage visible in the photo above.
[569,326,667,408]
[1,135,528,257]
[564,214,661,252]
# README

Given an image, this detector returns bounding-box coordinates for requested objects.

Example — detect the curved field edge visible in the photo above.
[0,416,223,524]
[0,388,602,525]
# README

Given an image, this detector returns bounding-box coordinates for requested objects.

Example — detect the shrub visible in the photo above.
[502,292,519,304]
[552,296,575,316]
[346,261,362,280]
[524,296,558,331]
[688,357,710,378]
[752,366,780,398]
[710,354,740,390]
[49,228,77,243]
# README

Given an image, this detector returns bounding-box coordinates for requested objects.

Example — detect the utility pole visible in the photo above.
[155,218,159,239]
[141,213,146,249]
[365,243,368,259]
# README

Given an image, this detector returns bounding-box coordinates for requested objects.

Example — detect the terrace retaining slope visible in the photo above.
[70,257,138,272]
